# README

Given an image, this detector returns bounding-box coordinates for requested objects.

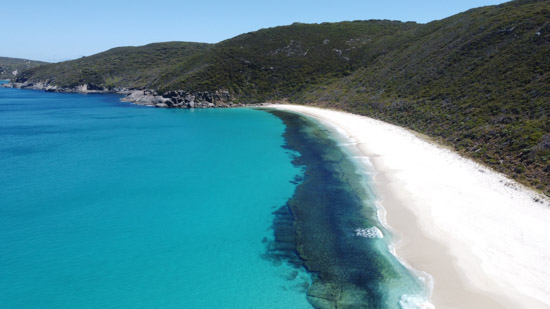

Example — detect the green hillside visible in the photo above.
[299,0,550,196]
[17,42,210,89]
[159,20,419,98]
[0,57,46,80]
[13,0,550,195]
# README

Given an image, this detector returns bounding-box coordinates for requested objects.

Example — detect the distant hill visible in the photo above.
[0,57,47,80]
[16,42,210,89]
[13,0,550,195]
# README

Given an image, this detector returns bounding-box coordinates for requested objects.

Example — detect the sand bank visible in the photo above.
[268,104,550,309]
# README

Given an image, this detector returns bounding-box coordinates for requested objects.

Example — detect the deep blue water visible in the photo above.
[0,86,312,308]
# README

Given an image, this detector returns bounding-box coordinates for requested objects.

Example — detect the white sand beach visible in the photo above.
[269,104,550,309]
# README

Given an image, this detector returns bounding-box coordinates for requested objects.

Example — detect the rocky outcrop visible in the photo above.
[120,89,170,107]
[1,81,111,94]
[1,81,266,109]
[156,89,232,108]
[121,89,265,109]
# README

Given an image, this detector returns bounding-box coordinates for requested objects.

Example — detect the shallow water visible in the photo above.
[266,110,431,308]
[0,88,312,308]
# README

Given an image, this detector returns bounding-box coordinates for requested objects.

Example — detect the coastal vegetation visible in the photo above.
[16,42,210,89]
[12,0,550,195]
[0,57,46,80]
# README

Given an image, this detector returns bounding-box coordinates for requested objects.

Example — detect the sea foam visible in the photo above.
[354,227,384,238]
[399,294,435,309]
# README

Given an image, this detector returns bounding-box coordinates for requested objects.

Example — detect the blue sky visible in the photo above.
[3,0,508,62]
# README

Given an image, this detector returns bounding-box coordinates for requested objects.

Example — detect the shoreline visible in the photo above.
[1,82,255,108]
[268,104,550,308]
[267,109,433,308]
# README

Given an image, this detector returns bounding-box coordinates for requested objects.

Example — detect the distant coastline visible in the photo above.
[270,104,550,308]
[1,81,264,109]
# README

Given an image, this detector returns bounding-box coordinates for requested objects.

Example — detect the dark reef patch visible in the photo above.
[264,110,403,308]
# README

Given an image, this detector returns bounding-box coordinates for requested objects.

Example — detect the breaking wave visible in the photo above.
[354,226,384,238]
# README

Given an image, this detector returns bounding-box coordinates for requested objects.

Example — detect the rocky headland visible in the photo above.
[1,82,263,109]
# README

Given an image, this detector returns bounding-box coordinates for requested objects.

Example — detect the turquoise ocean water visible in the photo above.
[0,83,430,308]
[0,85,312,308]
